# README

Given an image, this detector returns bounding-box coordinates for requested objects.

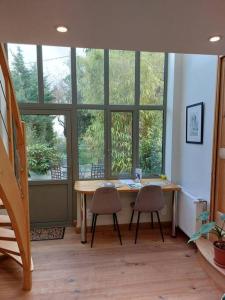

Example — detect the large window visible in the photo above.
[8,44,166,179]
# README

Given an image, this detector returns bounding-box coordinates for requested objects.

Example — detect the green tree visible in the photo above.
[10,47,38,103]
[77,49,104,104]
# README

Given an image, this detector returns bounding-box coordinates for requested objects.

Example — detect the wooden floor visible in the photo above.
[0,226,223,300]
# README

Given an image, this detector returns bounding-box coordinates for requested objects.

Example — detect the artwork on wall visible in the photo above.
[186,102,204,144]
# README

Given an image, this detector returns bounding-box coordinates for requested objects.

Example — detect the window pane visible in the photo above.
[76,48,104,104]
[111,112,132,176]
[8,44,38,103]
[42,46,71,103]
[78,110,104,179]
[139,110,163,176]
[109,50,135,105]
[22,115,67,180]
[140,53,165,105]
[0,85,8,152]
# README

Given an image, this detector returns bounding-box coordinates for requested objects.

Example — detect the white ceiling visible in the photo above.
[0,0,225,55]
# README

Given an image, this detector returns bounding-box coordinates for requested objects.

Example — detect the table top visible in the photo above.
[74,179,181,194]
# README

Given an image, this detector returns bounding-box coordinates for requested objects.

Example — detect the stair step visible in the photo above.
[7,253,23,266]
[0,240,20,256]
[0,215,11,226]
[3,254,34,271]
[0,199,4,209]
[0,227,16,241]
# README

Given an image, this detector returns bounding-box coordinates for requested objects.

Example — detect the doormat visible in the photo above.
[31,226,65,241]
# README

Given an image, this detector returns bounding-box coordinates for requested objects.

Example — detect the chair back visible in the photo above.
[134,185,164,212]
[91,187,121,214]
[91,163,104,179]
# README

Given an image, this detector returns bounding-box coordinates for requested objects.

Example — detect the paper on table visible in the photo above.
[99,182,124,188]
[143,181,168,186]
[120,179,135,185]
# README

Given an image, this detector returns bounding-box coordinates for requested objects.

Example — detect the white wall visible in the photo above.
[166,53,218,236]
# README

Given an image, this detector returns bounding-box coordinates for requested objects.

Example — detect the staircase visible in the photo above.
[0,44,32,290]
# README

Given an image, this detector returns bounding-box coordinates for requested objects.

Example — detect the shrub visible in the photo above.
[28,143,61,175]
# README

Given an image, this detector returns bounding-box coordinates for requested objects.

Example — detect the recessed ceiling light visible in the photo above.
[56,26,68,33]
[209,35,221,43]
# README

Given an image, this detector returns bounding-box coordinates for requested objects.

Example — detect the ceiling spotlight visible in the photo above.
[209,35,221,43]
[56,26,68,33]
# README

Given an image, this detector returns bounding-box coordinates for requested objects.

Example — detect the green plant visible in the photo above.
[28,143,61,175]
[188,211,225,243]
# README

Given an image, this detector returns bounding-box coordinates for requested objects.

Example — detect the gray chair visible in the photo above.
[90,187,122,247]
[129,185,165,243]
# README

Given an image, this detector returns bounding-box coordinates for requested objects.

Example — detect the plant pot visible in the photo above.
[213,241,225,268]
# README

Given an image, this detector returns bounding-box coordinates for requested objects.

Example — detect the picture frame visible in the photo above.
[186,102,204,144]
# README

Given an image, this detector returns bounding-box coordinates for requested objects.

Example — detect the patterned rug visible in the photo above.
[31,226,65,241]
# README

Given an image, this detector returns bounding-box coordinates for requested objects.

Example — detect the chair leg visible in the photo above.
[91,214,94,232]
[129,210,134,230]
[113,214,116,231]
[135,211,141,244]
[114,213,122,245]
[156,211,164,242]
[91,214,98,248]
[151,212,154,229]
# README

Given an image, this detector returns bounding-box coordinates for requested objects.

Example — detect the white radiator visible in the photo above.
[178,189,207,237]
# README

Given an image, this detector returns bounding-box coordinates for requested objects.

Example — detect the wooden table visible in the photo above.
[74,179,181,243]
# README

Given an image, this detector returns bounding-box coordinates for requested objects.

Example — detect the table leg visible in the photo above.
[80,193,87,243]
[172,191,178,237]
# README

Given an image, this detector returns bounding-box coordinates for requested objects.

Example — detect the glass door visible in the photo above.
[22,110,73,227]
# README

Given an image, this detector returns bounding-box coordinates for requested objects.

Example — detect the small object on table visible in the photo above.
[135,168,142,183]
[128,183,142,189]
[100,182,115,188]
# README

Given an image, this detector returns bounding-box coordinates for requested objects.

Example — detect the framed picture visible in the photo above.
[186,102,204,144]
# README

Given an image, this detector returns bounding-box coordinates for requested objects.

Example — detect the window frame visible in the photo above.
[6,45,168,180]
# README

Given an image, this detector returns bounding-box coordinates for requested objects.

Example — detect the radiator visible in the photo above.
[178,189,207,237]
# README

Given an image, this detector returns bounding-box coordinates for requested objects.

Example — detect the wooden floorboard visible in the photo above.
[0,226,223,300]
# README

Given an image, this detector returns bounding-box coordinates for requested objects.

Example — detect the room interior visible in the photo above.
[0,1,225,299]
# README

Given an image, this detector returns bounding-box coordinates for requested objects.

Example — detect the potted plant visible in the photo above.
[189,211,225,268]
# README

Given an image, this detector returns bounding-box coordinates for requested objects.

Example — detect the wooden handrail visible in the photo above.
[0,43,32,290]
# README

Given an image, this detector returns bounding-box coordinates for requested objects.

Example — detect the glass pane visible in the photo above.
[0,82,8,152]
[8,44,38,103]
[139,110,163,176]
[76,48,104,104]
[78,110,104,178]
[22,115,67,181]
[140,52,165,105]
[111,112,132,176]
[42,46,71,103]
[109,50,135,105]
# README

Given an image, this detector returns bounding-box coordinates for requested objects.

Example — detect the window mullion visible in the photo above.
[37,45,44,104]
[133,51,140,173]
[104,49,110,179]
[162,53,168,173]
